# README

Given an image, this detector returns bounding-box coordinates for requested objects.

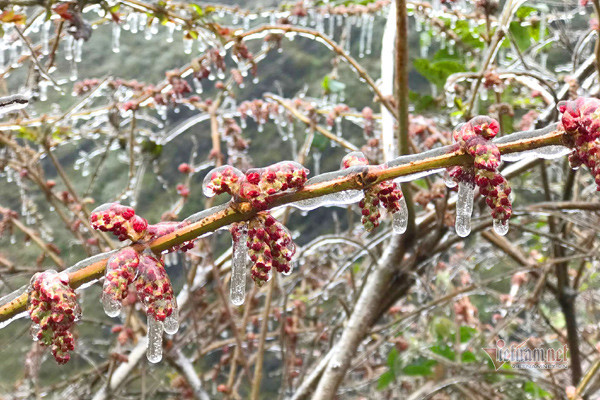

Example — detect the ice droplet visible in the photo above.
[146,316,163,363]
[163,307,179,334]
[392,197,408,234]
[493,219,509,236]
[101,293,122,317]
[230,225,248,306]
[455,181,474,237]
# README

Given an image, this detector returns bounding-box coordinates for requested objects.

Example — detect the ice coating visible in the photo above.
[146,315,163,363]
[292,167,364,210]
[102,247,139,317]
[0,94,29,116]
[455,181,474,237]
[202,165,245,197]
[230,223,248,306]
[392,197,408,235]
[135,254,176,322]
[163,306,179,335]
[239,161,309,209]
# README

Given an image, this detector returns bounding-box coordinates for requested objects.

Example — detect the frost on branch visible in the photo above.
[341,152,406,233]
[558,97,600,189]
[27,271,81,364]
[447,116,512,236]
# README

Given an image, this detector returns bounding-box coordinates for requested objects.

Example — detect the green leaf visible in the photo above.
[403,359,437,376]
[409,91,434,112]
[516,5,538,19]
[322,75,346,94]
[312,133,329,152]
[430,316,454,340]
[190,4,204,17]
[413,59,466,88]
[523,381,552,398]
[431,344,455,361]
[509,21,531,51]
[459,326,478,343]
[377,370,395,390]
[462,351,477,363]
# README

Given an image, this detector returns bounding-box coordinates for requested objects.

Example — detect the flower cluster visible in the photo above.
[238,213,296,286]
[240,162,309,209]
[135,254,177,322]
[102,247,140,315]
[203,162,309,210]
[28,271,81,364]
[558,97,600,190]
[447,116,512,225]
[90,203,148,242]
[341,152,404,232]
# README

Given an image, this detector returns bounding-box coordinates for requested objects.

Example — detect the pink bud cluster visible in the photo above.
[238,213,296,286]
[203,162,309,210]
[448,116,512,224]
[240,162,309,209]
[341,152,404,232]
[103,247,139,306]
[135,254,177,321]
[90,203,148,242]
[28,271,81,364]
[558,97,600,190]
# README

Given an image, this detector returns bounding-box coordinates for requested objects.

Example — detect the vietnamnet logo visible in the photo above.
[483,339,569,370]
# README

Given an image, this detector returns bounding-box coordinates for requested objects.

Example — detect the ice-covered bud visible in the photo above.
[102,247,139,317]
[245,213,296,286]
[90,203,147,242]
[474,170,512,224]
[202,165,244,197]
[240,161,309,210]
[452,116,499,144]
[465,136,501,171]
[557,97,600,190]
[178,162,192,174]
[28,271,81,364]
[135,254,177,322]
[341,151,369,168]
[341,151,404,232]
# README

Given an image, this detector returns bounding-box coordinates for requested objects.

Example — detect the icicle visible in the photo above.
[335,118,342,137]
[358,15,367,58]
[455,181,474,237]
[69,59,77,81]
[344,17,352,53]
[39,81,48,101]
[366,16,374,55]
[64,35,73,60]
[74,38,83,63]
[392,197,408,234]
[193,77,203,94]
[328,14,335,38]
[183,38,193,54]
[166,23,175,43]
[243,16,250,30]
[230,225,248,306]
[146,316,163,363]
[129,13,138,34]
[42,20,51,55]
[150,18,159,35]
[493,219,509,236]
[163,307,179,334]
[313,150,321,175]
[112,24,121,53]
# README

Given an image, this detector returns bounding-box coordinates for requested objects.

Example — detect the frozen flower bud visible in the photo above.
[102,247,140,317]
[90,203,147,242]
[202,165,245,197]
[28,270,81,364]
[135,254,177,322]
